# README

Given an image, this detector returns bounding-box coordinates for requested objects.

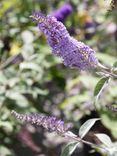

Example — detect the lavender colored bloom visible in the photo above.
[11,110,71,134]
[52,3,73,22]
[30,12,98,70]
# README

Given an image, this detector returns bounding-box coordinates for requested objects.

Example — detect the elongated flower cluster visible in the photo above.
[30,12,98,70]
[11,110,71,134]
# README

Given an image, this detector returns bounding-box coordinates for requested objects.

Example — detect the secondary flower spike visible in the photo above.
[11,110,71,134]
[30,12,98,70]
[52,3,73,22]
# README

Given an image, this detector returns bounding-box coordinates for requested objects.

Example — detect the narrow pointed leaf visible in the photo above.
[95,133,113,147]
[94,77,109,97]
[79,118,100,139]
[61,142,79,156]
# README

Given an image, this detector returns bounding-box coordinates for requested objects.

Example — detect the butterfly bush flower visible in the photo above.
[52,3,73,22]
[11,110,71,135]
[30,12,98,70]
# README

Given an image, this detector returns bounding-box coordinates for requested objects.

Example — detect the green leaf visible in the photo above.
[6,91,29,107]
[95,133,113,147]
[0,121,13,132]
[0,71,7,84]
[60,94,89,109]
[113,61,117,68]
[20,62,39,71]
[61,142,79,156]
[101,112,117,139]
[0,146,12,155]
[79,118,100,139]
[94,77,109,97]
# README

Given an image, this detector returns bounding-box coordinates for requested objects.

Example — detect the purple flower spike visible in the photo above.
[52,3,73,22]
[31,12,98,70]
[11,110,71,134]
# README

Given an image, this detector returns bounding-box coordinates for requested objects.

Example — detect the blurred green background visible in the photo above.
[0,0,117,156]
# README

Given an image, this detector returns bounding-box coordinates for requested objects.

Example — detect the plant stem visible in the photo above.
[97,63,117,78]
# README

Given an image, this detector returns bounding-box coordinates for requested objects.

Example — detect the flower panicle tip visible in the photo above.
[29,11,47,24]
